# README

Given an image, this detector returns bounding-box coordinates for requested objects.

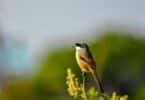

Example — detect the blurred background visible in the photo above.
[0,0,145,99]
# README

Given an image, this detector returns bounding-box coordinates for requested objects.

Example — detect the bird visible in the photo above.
[74,42,104,93]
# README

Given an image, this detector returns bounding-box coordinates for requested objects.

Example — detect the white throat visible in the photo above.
[76,46,81,50]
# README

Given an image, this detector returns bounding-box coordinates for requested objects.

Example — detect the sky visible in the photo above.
[1,0,145,73]
[2,0,145,35]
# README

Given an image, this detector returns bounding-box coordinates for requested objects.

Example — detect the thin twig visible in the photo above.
[82,72,88,100]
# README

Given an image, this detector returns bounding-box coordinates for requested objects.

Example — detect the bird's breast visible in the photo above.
[75,51,90,72]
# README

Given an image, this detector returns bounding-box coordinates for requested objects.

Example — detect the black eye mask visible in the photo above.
[75,43,82,47]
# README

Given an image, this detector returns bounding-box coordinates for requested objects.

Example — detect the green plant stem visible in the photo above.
[82,72,88,100]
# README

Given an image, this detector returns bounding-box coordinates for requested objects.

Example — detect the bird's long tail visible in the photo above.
[90,71,104,93]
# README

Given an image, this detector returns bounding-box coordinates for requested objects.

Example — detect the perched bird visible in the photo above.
[74,42,104,93]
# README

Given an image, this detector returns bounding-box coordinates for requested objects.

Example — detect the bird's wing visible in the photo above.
[79,55,96,69]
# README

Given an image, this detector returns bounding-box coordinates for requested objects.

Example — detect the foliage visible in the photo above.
[34,32,145,100]
[66,68,128,100]
[0,32,145,99]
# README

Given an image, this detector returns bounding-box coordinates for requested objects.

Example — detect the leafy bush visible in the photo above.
[66,68,128,100]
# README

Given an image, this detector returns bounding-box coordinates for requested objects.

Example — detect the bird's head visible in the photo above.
[74,42,89,51]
